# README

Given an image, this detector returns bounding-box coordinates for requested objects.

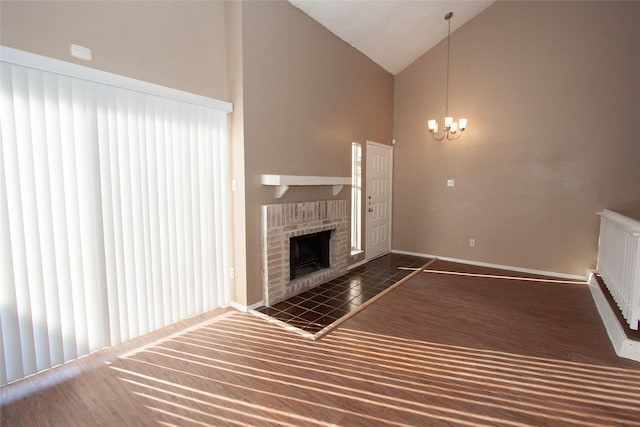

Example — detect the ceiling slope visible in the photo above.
[289,0,494,75]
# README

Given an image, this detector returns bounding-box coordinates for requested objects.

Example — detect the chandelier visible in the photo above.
[427,12,467,141]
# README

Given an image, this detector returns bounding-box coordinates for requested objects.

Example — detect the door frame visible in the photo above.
[365,140,393,261]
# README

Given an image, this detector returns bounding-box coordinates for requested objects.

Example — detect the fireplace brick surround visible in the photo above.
[261,200,349,306]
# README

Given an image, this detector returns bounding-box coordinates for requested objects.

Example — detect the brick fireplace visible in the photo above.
[261,200,349,306]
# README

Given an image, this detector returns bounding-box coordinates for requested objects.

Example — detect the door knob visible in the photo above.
[368,208,374,212]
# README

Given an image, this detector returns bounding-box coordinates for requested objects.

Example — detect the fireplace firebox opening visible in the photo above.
[290,230,332,280]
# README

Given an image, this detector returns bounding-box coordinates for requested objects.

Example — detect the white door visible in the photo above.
[365,141,393,260]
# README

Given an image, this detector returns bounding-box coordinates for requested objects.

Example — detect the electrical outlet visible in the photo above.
[469,239,475,247]
[447,179,455,187]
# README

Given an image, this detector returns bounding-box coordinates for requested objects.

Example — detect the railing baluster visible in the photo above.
[597,210,640,330]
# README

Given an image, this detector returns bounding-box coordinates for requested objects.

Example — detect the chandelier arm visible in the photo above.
[429,130,447,142]
[446,130,465,141]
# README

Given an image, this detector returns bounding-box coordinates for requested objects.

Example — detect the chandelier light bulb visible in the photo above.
[444,116,453,129]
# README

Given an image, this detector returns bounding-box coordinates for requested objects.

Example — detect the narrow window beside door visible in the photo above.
[351,142,362,253]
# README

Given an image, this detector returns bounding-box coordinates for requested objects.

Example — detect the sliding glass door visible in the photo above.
[0,48,232,385]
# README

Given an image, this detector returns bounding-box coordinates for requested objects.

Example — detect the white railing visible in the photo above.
[597,210,640,330]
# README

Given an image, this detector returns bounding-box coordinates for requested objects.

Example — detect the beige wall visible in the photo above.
[0,0,228,100]
[224,1,249,306]
[240,1,394,304]
[393,1,640,277]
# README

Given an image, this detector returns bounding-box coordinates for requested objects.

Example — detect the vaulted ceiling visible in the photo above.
[289,0,495,75]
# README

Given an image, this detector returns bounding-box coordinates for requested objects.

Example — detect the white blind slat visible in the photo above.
[155,104,171,327]
[173,112,186,319]
[0,70,25,381]
[145,98,162,331]
[58,75,89,358]
[31,68,65,368]
[109,91,129,342]
[72,79,105,353]
[97,85,117,345]
[137,98,153,333]
[44,73,77,363]
[5,66,38,377]
[165,109,179,324]
[181,104,195,316]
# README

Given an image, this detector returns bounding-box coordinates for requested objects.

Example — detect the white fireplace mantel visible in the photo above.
[260,174,351,198]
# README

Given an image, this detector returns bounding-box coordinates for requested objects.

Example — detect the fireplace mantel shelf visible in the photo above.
[261,174,351,198]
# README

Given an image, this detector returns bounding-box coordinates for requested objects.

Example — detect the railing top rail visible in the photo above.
[598,209,640,237]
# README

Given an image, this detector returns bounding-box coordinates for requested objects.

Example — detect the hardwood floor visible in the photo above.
[2,260,639,426]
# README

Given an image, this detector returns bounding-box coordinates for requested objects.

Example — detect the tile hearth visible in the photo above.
[253,253,430,338]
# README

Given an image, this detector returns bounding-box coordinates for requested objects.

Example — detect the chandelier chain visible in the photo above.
[445,14,451,117]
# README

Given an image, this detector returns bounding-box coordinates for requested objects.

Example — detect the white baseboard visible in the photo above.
[228,300,264,313]
[391,249,587,281]
[587,271,640,362]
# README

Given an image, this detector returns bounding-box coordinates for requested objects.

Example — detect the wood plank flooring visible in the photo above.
[2,260,640,426]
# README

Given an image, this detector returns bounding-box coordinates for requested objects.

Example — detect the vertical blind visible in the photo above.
[0,52,231,385]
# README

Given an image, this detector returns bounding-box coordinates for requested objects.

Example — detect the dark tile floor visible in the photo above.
[254,253,430,336]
